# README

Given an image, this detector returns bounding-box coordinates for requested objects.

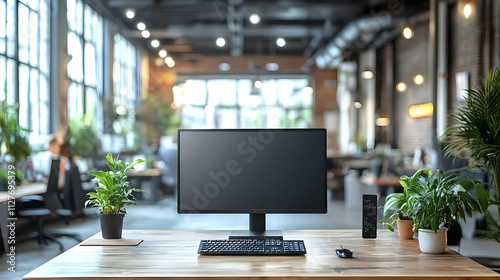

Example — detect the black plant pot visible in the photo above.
[99,213,125,239]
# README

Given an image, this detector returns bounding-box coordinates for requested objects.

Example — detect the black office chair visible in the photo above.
[60,162,86,216]
[17,158,81,251]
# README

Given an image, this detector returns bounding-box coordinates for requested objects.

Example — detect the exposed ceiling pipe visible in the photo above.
[307,13,393,70]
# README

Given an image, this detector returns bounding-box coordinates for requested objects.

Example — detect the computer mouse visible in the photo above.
[335,246,353,258]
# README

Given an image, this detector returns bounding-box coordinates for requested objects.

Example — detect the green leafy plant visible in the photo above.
[0,100,31,186]
[68,112,98,157]
[444,68,500,241]
[379,184,412,232]
[85,153,147,214]
[403,169,488,233]
[135,94,182,142]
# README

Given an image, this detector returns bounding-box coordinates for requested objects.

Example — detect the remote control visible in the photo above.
[362,194,377,238]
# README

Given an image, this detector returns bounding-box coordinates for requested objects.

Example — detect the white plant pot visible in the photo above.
[418,228,448,254]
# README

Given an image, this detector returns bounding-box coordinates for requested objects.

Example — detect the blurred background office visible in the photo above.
[1,0,500,277]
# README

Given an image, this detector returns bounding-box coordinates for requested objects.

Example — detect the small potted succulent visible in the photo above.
[379,179,414,239]
[404,169,488,253]
[85,153,147,239]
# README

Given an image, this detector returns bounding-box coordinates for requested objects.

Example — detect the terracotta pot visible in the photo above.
[99,213,125,239]
[397,219,414,239]
[418,228,448,254]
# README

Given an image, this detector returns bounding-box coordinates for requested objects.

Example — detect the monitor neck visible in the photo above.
[250,213,266,232]
[228,214,283,239]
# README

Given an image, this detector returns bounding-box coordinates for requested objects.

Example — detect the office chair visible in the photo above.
[17,158,82,251]
[60,162,86,216]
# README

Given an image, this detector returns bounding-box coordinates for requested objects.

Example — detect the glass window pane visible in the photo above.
[207,80,236,106]
[183,80,206,105]
[40,74,49,134]
[238,79,261,108]
[19,65,29,128]
[84,43,96,86]
[67,0,76,31]
[0,55,7,101]
[67,32,83,82]
[18,4,29,63]
[6,58,15,103]
[0,1,6,53]
[182,106,207,128]
[30,68,39,133]
[85,87,97,117]
[76,0,83,34]
[68,82,84,119]
[261,80,277,105]
[29,11,39,66]
[6,0,15,57]
[39,39,49,74]
[0,56,5,101]
[216,109,237,128]
[28,0,38,10]
[84,4,91,40]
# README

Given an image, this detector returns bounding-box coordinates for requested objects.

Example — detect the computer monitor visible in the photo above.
[177,128,327,238]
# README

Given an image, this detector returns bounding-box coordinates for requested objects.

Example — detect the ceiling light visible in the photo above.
[396,82,407,92]
[159,50,167,58]
[141,30,150,38]
[216,37,226,47]
[276,37,286,47]
[402,26,414,39]
[463,4,472,19]
[151,39,160,48]
[361,70,374,79]
[219,63,230,71]
[137,22,146,31]
[249,13,261,24]
[165,57,175,68]
[124,8,135,19]
[254,80,262,88]
[413,74,424,85]
[266,63,279,71]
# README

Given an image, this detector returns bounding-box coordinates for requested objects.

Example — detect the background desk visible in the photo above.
[0,183,46,253]
[23,229,499,280]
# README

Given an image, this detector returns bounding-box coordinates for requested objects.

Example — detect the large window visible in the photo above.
[0,0,50,145]
[112,34,140,135]
[180,77,313,129]
[67,0,103,120]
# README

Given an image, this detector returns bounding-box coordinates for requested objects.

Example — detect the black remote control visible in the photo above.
[362,194,377,238]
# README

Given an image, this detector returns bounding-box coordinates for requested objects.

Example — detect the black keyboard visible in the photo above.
[197,238,306,255]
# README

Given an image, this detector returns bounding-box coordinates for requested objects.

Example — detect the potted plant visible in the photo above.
[444,68,500,241]
[403,169,488,253]
[85,153,147,239]
[379,178,414,239]
[0,100,31,189]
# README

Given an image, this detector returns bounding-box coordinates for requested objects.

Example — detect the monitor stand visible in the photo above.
[229,214,283,240]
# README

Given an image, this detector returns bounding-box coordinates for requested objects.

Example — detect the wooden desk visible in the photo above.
[23,230,499,280]
[0,183,46,203]
[126,169,161,203]
[359,174,401,188]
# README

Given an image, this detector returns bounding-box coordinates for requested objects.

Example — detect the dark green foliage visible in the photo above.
[444,68,500,240]
[85,153,148,214]
[403,169,487,233]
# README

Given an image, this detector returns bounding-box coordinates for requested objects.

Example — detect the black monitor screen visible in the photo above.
[177,129,327,214]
